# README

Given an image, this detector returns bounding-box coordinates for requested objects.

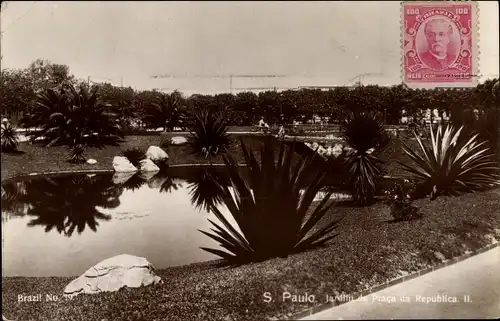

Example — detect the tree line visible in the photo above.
[1,59,498,131]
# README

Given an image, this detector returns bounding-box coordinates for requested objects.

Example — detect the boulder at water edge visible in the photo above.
[170,136,188,145]
[86,158,97,165]
[139,158,160,172]
[146,146,169,164]
[63,254,162,298]
[112,156,138,173]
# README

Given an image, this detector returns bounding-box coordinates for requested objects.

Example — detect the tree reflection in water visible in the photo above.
[15,174,124,236]
[1,181,29,222]
[186,168,228,212]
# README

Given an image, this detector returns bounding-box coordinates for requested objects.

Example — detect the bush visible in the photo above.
[199,137,343,264]
[122,147,146,167]
[399,124,500,200]
[383,180,421,222]
[341,111,390,205]
[1,121,19,153]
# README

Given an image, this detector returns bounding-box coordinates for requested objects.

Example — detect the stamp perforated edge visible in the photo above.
[400,1,480,89]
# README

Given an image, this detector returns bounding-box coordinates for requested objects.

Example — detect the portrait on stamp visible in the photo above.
[402,1,478,88]
[416,18,461,71]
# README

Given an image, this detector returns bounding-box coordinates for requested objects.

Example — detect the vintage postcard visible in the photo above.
[401,1,480,88]
[1,1,499,321]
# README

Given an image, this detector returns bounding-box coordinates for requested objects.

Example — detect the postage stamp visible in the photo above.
[401,1,479,88]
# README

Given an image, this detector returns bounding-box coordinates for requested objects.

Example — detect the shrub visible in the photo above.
[341,111,390,205]
[1,121,19,152]
[68,144,86,164]
[383,180,421,222]
[122,147,146,168]
[185,108,231,159]
[399,124,500,200]
[198,137,343,264]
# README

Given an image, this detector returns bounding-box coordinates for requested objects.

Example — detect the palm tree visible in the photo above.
[23,83,123,148]
[142,91,184,132]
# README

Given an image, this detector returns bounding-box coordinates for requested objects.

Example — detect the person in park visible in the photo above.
[257,116,270,134]
[277,114,286,140]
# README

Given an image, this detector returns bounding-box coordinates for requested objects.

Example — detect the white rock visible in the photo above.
[146,146,169,164]
[139,158,160,172]
[367,148,375,154]
[86,158,97,165]
[63,254,162,298]
[112,172,136,185]
[312,142,319,150]
[170,136,188,145]
[112,156,138,173]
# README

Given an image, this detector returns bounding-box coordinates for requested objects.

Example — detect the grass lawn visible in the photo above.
[1,133,415,180]
[2,188,499,321]
[2,131,499,320]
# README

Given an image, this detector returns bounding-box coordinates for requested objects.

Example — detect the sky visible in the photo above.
[1,1,499,95]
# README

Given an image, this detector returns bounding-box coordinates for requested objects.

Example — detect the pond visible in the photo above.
[1,167,351,277]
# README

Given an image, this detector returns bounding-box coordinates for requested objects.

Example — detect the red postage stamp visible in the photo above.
[401,1,479,88]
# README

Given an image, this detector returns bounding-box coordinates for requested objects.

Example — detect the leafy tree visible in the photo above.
[95,83,137,130]
[26,59,76,93]
[0,69,35,122]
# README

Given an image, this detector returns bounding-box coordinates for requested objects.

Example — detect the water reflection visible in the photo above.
[186,168,228,211]
[2,174,122,236]
[2,170,351,236]
[112,169,227,211]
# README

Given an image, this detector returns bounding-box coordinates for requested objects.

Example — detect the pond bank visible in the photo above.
[2,187,499,320]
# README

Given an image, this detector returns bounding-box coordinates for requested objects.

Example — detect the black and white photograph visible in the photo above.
[1,1,499,320]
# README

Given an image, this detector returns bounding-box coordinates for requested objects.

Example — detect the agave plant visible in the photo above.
[399,124,500,200]
[198,137,343,264]
[68,144,86,164]
[340,111,390,205]
[1,121,19,152]
[186,108,231,159]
